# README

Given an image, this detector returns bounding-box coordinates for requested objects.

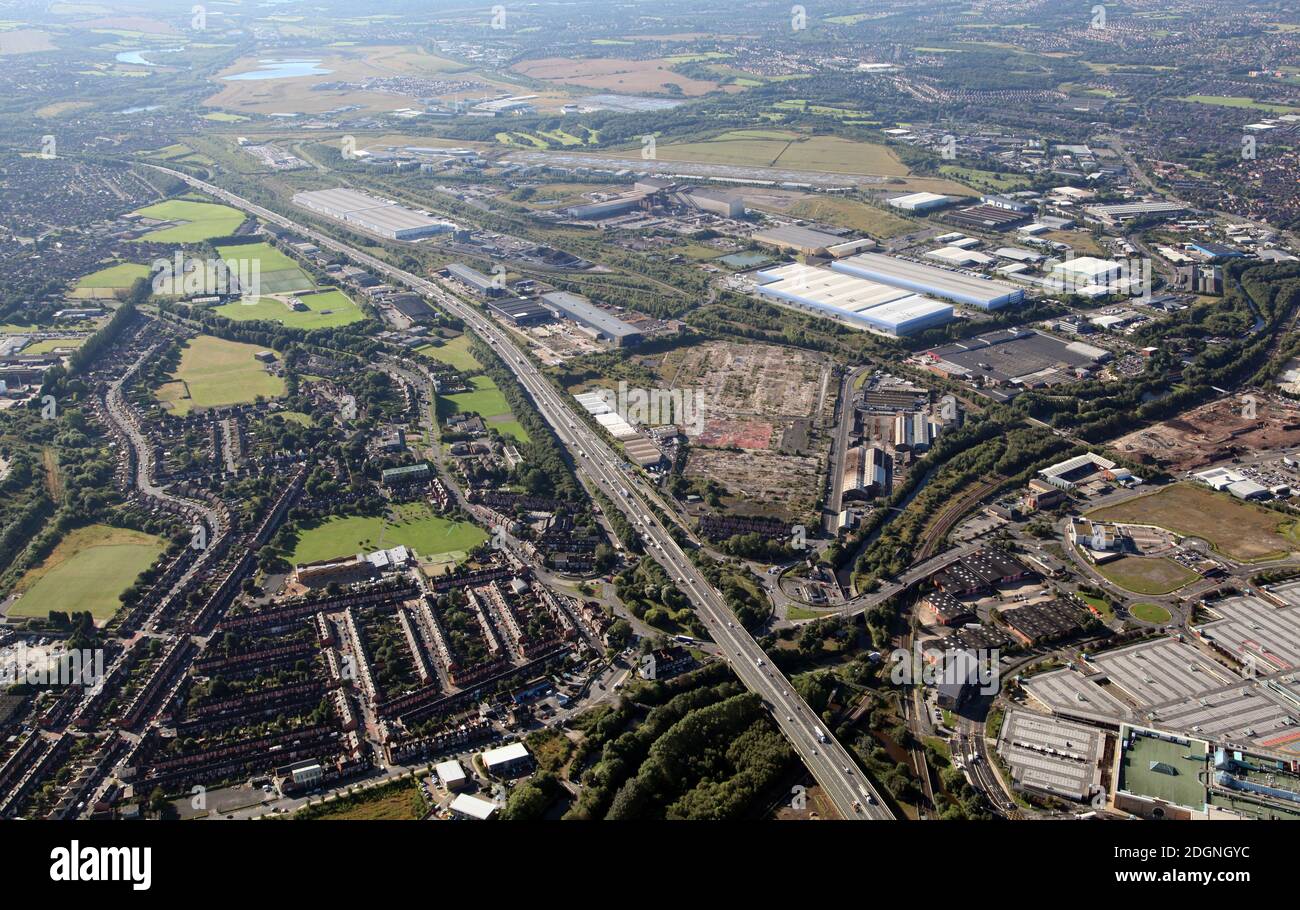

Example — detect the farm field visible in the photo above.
[415,334,480,372]
[1095,555,1199,596]
[214,241,315,294]
[1088,483,1300,562]
[7,525,165,623]
[71,261,149,298]
[442,375,529,442]
[156,335,285,416]
[289,502,487,566]
[212,289,365,329]
[130,200,247,242]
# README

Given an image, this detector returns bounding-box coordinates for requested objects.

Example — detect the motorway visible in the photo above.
[147,166,892,820]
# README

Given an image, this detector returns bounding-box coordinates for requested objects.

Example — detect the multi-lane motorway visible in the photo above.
[147,166,892,820]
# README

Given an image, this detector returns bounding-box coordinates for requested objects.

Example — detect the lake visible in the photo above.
[223,58,332,81]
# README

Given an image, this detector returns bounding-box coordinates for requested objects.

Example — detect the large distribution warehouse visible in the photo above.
[830,252,1025,310]
[292,188,454,241]
[541,291,643,347]
[753,263,954,336]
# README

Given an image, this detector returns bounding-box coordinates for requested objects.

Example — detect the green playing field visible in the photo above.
[8,524,165,623]
[156,334,285,415]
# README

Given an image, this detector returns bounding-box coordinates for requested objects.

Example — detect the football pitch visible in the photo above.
[212,289,366,329]
[156,334,285,416]
[7,524,165,623]
[131,200,247,242]
[214,241,315,294]
[71,261,150,298]
[442,375,530,442]
[289,502,487,566]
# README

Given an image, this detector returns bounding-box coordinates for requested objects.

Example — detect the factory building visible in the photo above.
[446,263,503,298]
[888,192,952,213]
[980,194,1036,214]
[750,225,846,257]
[488,297,553,326]
[566,195,646,220]
[541,291,642,347]
[842,445,891,501]
[753,263,954,336]
[893,410,935,451]
[830,252,1025,310]
[686,188,745,218]
[292,188,454,241]
[1084,201,1186,225]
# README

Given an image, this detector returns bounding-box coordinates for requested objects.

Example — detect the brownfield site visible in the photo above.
[1109,395,1300,472]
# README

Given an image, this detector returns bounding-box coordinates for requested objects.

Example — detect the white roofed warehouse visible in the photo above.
[753,263,953,336]
[830,252,1025,310]
[293,187,455,241]
[888,191,952,213]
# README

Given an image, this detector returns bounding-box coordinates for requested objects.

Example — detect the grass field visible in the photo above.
[651,130,910,176]
[1130,602,1173,624]
[290,501,487,566]
[1088,483,1299,562]
[785,196,916,238]
[1180,94,1300,114]
[20,337,85,355]
[938,164,1031,192]
[214,241,315,294]
[1095,555,1198,595]
[131,200,247,242]
[415,334,480,371]
[212,289,365,329]
[443,375,529,442]
[8,525,165,623]
[71,261,149,298]
[293,778,424,820]
[156,335,285,416]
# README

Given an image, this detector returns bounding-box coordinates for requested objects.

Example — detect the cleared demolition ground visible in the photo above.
[656,340,835,423]
[683,449,823,522]
[1110,395,1300,472]
[652,340,835,521]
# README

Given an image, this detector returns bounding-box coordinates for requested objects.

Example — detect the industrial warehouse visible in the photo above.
[920,328,1110,401]
[539,291,643,347]
[830,252,1026,310]
[292,188,455,241]
[753,262,954,336]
